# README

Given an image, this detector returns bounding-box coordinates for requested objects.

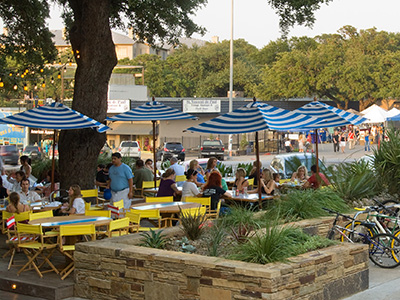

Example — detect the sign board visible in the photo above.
[0,111,25,144]
[107,100,130,113]
[30,129,54,135]
[183,99,221,113]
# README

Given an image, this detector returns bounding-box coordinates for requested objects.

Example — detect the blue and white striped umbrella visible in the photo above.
[186,101,323,134]
[107,100,197,122]
[294,101,367,127]
[0,102,109,132]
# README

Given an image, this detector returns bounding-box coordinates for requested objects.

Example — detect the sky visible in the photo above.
[47,0,400,49]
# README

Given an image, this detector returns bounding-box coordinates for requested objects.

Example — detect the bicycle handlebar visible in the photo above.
[322,207,355,220]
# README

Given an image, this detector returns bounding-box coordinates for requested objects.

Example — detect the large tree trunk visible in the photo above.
[58,0,117,189]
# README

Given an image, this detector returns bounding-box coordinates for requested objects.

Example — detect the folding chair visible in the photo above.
[29,210,59,238]
[145,196,173,203]
[85,210,111,218]
[185,197,211,212]
[113,199,124,209]
[2,210,13,234]
[135,209,165,231]
[81,189,106,207]
[207,201,222,219]
[175,175,186,183]
[107,217,130,237]
[247,178,254,189]
[140,180,160,197]
[58,224,96,280]
[16,223,58,278]
[125,211,141,233]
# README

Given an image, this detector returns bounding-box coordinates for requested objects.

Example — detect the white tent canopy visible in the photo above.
[360,104,391,123]
[388,107,400,117]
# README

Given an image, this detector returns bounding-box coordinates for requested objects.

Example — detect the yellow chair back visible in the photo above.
[142,181,155,189]
[126,211,141,224]
[59,224,96,237]
[175,175,186,182]
[185,197,211,207]
[113,199,124,209]
[85,210,111,218]
[181,207,207,218]
[29,210,53,221]
[17,223,42,235]
[136,209,160,219]
[279,179,291,184]
[247,178,254,187]
[2,210,13,220]
[146,196,173,203]
[81,189,99,198]
[109,217,130,232]
[14,211,31,223]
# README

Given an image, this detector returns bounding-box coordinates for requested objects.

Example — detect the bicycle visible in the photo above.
[323,207,400,268]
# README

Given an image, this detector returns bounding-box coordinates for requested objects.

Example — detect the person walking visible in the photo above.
[339,131,347,153]
[348,130,355,150]
[108,152,134,209]
[332,130,339,153]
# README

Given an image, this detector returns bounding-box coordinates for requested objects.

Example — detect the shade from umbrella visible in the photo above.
[186,101,324,134]
[294,101,367,128]
[107,100,197,188]
[186,99,323,208]
[0,102,109,191]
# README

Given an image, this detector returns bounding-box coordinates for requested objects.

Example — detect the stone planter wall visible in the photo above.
[74,217,369,300]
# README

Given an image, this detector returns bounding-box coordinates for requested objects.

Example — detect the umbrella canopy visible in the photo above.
[360,104,391,123]
[0,102,109,191]
[294,101,367,128]
[388,108,400,117]
[186,99,323,208]
[0,102,109,132]
[107,99,197,188]
[186,101,324,134]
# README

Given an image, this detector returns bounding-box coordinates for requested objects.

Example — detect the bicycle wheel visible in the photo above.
[392,230,400,263]
[341,221,375,243]
[369,233,400,268]
[327,229,336,240]
[381,199,400,218]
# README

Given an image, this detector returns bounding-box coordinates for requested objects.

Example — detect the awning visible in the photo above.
[107,122,153,135]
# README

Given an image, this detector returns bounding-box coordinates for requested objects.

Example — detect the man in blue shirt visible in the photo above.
[108,152,134,209]
[169,157,184,187]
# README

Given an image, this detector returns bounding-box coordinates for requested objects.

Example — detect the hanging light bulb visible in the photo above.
[0,78,4,88]
[25,68,29,73]
[40,68,44,73]
[51,77,54,84]
[9,72,12,77]
[42,81,46,88]
[21,74,24,78]
[23,83,28,91]
[13,83,17,90]
[57,72,61,79]
[34,83,38,90]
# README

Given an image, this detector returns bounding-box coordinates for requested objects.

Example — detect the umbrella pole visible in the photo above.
[51,130,57,192]
[315,128,319,173]
[152,121,157,189]
[255,132,262,210]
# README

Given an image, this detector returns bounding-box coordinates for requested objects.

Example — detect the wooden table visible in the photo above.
[142,187,183,194]
[130,201,201,214]
[225,190,276,203]
[29,215,112,227]
[30,201,62,212]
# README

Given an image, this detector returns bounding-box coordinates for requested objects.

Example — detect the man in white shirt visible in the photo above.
[18,178,41,205]
[8,170,25,193]
[169,157,185,187]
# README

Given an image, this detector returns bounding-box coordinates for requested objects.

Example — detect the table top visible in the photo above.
[226,190,275,203]
[30,201,62,211]
[29,215,112,227]
[131,201,201,214]
[143,186,183,193]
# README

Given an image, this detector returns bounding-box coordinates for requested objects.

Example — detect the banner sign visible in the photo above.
[183,99,221,113]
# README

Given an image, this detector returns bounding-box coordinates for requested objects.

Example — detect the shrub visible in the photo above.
[223,205,261,243]
[374,128,400,195]
[139,229,166,249]
[180,207,207,241]
[264,188,349,222]
[31,158,56,182]
[206,219,228,257]
[229,223,336,264]
[328,160,380,201]
[237,162,253,176]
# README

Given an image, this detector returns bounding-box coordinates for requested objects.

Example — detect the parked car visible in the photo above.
[199,140,224,161]
[269,153,329,179]
[22,145,43,160]
[99,143,112,157]
[181,158,209,171]
[118,141,141,158]
[156,142,185,162]
[0,145,20,165]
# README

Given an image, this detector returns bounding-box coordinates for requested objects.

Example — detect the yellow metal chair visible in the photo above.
[145,196,173,203]
[85,210,111,218]
[107,217,130,237]
[29,210,53,221]
[58,224,96,280]
[175,175,186,182]
[125,211,141,233]
[207,201,222,219]
[16,223,59,278]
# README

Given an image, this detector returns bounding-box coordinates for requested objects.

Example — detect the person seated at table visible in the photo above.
[291,165,309,183]
[272,173,281,189]
[202,171,231,210]
[95,163,108,192]
[253,169,275,196]
[7,171,26,193]
[189,159,205,187]
[6,192,30,213]
[157,169,182,201]
[18,178,41,205]
[132,159,154,196]
[248,161,262,186]
[181,169,202,202]
[61,184,85,215]
[233,168,249,192]
[204,157,218,181]
[0,177,8,200]
[20,155,32,179]
[303,165,330,189]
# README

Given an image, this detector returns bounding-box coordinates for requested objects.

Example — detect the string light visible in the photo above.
[42,81,46,88]
[13,83,17,90]
[40,68,44,73]
[21,74,24,78]
[23,83,28,91]
[51,77,54,84]
[9,72,12,77]
[0,79,3,88]
[57,72,61,79]
[34,83,38,90]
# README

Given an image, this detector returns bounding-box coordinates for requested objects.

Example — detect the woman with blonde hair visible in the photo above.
[62,184,85,215]
[234,168,249,192]
[6,192,30,213]
[189,159,205,186]
[260,169,275,195]
[204,157,218,181]
[291,165,309,183]
[248,160,262,186]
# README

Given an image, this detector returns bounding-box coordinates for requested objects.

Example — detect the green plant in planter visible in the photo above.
[328,160,380,201]
[229,222,336,264]
[223,205,261,243]
[139,229,166,249]
[180,207,207,241]
[264,188,349,222]
[206,219,228,257]
[31,158,56,182]
[237,162,253,176]
[216,163,232,177]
